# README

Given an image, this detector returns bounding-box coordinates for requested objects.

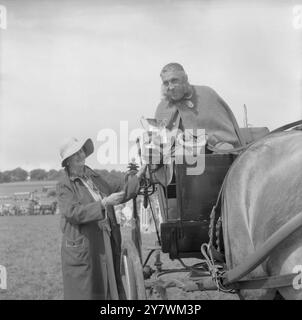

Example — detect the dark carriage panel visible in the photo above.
[160,221,210,259]
[176,154,236,221]
[159,154,236,259]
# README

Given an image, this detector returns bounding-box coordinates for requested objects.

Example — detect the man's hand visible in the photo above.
[136,164,147,180]
[102,191,125,206]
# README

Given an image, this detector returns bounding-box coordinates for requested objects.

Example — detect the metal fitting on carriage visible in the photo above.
[292,265,302,290]
[143,265,154,280]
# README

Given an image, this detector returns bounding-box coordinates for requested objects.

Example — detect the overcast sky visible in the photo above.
[0,0,301,171]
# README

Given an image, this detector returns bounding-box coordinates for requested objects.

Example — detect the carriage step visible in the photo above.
[146,246,161,250]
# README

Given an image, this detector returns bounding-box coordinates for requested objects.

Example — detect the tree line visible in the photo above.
[0,167,125,183]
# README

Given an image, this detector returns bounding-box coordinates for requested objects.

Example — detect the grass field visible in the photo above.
[0,181,57,196]
[0,215,237,300]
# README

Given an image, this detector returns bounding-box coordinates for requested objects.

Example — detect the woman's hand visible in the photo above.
[102,191,125,207]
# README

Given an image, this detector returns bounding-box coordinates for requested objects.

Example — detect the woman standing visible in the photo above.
[57,137,144,300]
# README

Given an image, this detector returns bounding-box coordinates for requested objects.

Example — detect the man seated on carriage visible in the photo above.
[155,62,245,151]
[149,62,245,186]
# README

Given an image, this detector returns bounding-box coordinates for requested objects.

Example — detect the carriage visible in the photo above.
[120,120,302,300]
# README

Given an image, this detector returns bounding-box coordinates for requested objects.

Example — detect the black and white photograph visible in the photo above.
[0,0,302,304]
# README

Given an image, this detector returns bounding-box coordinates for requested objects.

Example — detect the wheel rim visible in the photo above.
[121,250,137,300]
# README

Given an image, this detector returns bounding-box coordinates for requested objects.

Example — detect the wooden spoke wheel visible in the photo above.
[120,240,147,300]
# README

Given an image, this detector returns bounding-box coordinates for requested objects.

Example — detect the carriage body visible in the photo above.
[137,122,269,262]
[145,125,269,261]
[158,154,236,259]
[121,123,302,299]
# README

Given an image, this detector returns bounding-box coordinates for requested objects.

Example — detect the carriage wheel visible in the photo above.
[120,240,147,300]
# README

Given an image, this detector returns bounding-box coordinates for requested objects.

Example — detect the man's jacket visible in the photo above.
[155,85,245,147]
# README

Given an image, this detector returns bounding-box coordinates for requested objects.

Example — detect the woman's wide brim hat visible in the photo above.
[59,137,94,167]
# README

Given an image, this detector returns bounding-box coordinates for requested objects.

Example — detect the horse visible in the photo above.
[222,130,302,299]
